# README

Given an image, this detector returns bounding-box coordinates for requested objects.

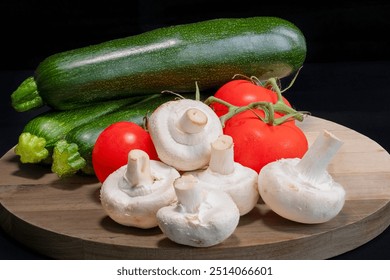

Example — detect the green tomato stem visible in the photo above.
[204,77,307,127]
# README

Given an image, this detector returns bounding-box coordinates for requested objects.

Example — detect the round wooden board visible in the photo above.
[1,116,390,259]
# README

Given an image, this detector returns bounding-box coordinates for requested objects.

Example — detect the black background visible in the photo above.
[1,0,389,68]
[1,0,390,260]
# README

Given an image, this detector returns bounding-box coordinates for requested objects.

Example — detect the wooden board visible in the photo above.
[1,116,390,259]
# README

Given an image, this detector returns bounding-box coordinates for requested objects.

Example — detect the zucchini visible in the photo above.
[51,93,180,177]
[11,17,306,112]
[14,96,144,164]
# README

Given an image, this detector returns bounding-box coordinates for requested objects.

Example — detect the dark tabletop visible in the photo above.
[1,0,390,260]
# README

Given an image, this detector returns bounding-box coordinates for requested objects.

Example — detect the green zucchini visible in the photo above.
[11,17,306,112]
[14,96,144,164]
[51,93,180,177]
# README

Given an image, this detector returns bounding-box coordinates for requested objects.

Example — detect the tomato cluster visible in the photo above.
[208,79,308,173]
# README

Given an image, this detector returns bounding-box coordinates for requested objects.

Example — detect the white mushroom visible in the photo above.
[100,149,180,229]
[147,98,223,171]
[156,174,240,247]
[258,130,346,224]
[184,134,259,215]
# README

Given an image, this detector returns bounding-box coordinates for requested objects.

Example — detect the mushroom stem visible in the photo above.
[179,108,208,134]
[209,135,235,175]
[174,174,203,213]
[296,130,343,183]
[124,149,154,188]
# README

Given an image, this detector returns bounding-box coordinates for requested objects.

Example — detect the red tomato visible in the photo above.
[92,121,158,183]
[223,109,308,173]
[209,79,291,117]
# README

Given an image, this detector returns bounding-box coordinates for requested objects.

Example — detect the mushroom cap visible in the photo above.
[100,160,180,229]
[156,188,240,247]
[258,158,346,224]
[148,99,223,171]
[185,164,259,215]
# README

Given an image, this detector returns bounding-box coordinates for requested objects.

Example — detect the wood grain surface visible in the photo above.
[1,116,390,259]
